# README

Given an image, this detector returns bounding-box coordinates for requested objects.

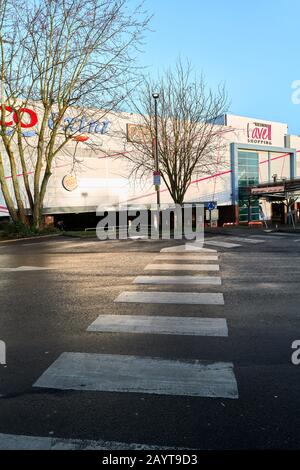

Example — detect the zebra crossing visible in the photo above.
[33,243,238,402]
[0,433,178,450]
[34,352,237,399]
[133,275,222,285]
[0,240,239,449]
[88,315,228,336]
[144,263,220,271]
[114,291,224,305]
[201,232,298,250]
[205,240,241,248]
[3,231,299,449]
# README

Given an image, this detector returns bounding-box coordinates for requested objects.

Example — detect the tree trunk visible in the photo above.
[0,179,18,223]
[33,199,43,230]
[0,154,19,223]
[32,169,52,230]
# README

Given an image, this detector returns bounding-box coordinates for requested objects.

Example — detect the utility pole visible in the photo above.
[152,92,160,233]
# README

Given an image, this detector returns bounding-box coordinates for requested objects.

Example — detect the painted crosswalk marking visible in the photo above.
[87,315,228,337]
[155,254,218,261]
[50,241,102,250]
[114,291,224,305]
[144,264,220,271]
[134,275,222,285]
[28,240,239,417]
[0,266,54,272]
[266,232,295,237]
[204,240,241,248]
[160,245,217,253]
[0,433,179,450]
[224,237,265,244]
[251,235,283,240]
[33,352,238,399]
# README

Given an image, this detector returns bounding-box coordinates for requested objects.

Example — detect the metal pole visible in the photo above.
[154,96,160,206]
[152,93,160,235]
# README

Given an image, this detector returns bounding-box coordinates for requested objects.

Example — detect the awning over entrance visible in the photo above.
[247,178,300,198]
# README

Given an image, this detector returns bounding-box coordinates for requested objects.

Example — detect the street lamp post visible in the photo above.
[152,92,160,205]
[152,92,160,232]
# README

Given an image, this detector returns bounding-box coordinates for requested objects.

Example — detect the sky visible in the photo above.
[136,0,300,135]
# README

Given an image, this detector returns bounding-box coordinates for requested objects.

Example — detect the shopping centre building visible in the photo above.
[0,108,300,227]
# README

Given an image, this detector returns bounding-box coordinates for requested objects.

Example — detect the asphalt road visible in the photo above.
[0,230,300,450]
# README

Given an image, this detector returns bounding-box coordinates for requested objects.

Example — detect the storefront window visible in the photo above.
[238,151,259,222]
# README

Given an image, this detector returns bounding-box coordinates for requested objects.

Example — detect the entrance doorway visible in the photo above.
[271,202,285,225]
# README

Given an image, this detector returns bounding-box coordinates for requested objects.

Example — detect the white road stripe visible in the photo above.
[34,352,238,399]
[251,235,284,240]
[205,240,241,248]
[21,241,68,247]
[144,264,219,271]
[160,245,217,253]
[50,241,101,250]
[114,291,224,305]
[134,275,222,285]
[88,315,228,337]
[129,235,148,239]
[155,254,218,261]
[225,237,265,244]
[0,266,54,272]
[267,232,296,236]
[0,433,179,450]
[20,241,55,247]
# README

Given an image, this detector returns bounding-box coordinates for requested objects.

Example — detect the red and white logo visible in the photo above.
[0,106,38,137]
[247,122,272,145]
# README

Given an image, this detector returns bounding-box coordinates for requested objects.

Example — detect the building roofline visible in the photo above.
[224,112,288,127]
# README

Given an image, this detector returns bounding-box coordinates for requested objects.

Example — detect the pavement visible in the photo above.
[0,229,300,449]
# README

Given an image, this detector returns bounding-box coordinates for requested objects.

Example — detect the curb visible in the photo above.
[0,233,62,245]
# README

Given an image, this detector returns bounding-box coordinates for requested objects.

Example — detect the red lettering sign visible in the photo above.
[0,106,38,128]
[247,122,272,142]
[252,126,271,140]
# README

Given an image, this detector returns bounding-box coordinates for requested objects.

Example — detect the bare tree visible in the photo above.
[123,59,229,205]
[0,0,150,229]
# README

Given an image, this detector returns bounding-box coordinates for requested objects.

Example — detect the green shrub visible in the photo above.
[2,222,36,238]
[39,226,60,235]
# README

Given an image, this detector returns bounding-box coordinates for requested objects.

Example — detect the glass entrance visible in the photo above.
[238,151,260,222]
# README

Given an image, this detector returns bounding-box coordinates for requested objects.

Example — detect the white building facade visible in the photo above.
[0,109,299,226]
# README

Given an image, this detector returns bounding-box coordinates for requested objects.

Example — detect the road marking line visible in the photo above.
[0,433,179,450]
[204,240,241,248]
[160,245,217,253]
[114,291,224,305]
[21,241,69,247]
[225,237,265,244]
[0,266,54,272]
[155,254,218,261]
[21,242,44,247]
[134,275,222,285]
[268,232,297,237]
[33,352,238,399]
[50,241,101,250]
[88,315,228,337]
[144,264,219,271]
[251,235,284,240]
